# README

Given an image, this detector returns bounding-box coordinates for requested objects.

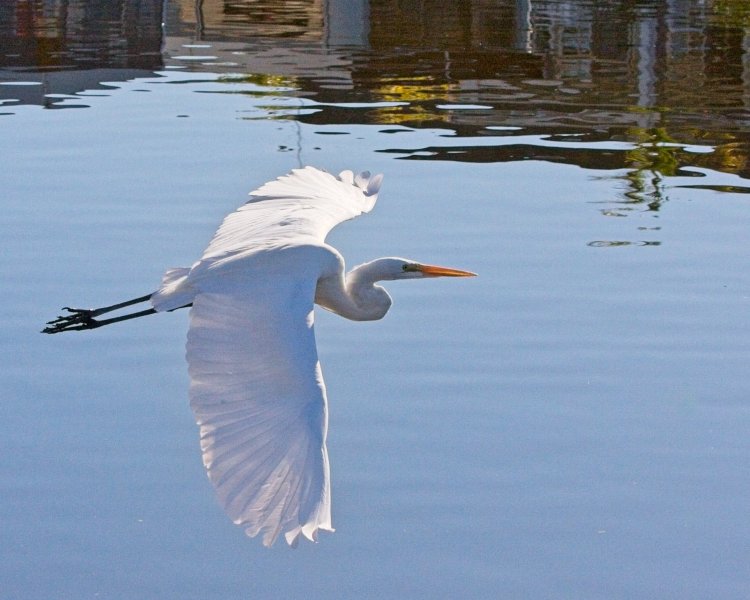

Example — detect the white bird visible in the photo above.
[44,167,475,547]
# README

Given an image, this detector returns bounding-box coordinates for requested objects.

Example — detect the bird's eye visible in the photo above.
[402,264,409,271]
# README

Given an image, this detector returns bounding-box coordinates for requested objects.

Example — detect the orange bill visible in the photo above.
[417,264,477,277]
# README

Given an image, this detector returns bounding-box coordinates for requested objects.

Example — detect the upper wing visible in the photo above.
[200,167,382,261]
[186,264,333,547]
[151,167,381,312]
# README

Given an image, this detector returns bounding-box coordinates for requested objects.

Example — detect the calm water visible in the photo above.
[2,1,750,598]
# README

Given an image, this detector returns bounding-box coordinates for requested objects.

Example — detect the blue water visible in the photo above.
[3,2,750,598]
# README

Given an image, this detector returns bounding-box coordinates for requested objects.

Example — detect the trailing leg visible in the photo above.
[42,293,154,334]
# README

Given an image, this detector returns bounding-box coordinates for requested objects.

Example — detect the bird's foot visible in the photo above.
[42,307,102,334]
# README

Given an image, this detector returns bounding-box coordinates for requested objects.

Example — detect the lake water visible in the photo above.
[2,1,750,598]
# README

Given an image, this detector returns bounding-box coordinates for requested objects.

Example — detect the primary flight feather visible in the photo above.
[43,166,475,547]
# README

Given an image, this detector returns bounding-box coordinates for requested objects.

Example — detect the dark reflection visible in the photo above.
[162,0,747,247]
[168,0,327,42]
[160,0,750,178]
[0,0,164,70]
[3,1,750,196]
[677,184,750,194]
[0,0,164,106]
[587,240,662,247]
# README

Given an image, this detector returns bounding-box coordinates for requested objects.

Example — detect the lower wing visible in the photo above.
[186,283,333,547]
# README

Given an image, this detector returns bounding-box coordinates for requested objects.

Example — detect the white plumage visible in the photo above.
[155,167,379,546]
[45,166,474,547]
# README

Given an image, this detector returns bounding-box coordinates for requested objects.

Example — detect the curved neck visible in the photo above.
[315,260,393,322]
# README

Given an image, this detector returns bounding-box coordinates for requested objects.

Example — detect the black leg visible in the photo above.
[74,293,153,317]
[43,297,193,334]
[42,293,154,334]
[43,308,159,333]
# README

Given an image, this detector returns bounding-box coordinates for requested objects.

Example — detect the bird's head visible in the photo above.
[330,257,476,320]
[372,257,477,281]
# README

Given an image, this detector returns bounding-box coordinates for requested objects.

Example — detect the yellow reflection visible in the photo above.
[710,142,749,174]
[624,127,680,177]
[368,79,465,124]
[372,81,459,103]
[369,105,451,125]
[712,1,750,27]
[218,74,298,89]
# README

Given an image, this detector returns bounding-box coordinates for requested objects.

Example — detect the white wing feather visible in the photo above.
[199,166,382,261]
[187,273,331,547]
[158,167,382,546]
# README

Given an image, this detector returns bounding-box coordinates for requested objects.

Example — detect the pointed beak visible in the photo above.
[417,264,477,277]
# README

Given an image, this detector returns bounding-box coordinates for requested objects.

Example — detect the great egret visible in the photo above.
[43,167,475,547]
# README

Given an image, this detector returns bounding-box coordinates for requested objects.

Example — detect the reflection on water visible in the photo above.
[1,2,748,239]
[3,1,750,181]
[2,0,749,284]
[0,0,164,70]
[170,0,329,43]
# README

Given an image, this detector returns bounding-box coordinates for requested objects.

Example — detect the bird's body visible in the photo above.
[44,167,474,547]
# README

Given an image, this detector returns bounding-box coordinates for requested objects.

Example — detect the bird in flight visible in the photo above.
[43,167,475,547]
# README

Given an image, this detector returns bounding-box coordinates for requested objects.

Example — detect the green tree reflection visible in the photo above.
[621,127,680,210]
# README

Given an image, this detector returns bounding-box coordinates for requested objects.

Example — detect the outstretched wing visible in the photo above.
[151,167,382,312]
[187,263,333,547]
[176,167,382,546]
[200,166,382,261]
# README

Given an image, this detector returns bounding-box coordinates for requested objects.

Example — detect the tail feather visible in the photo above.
[150,266,193,312]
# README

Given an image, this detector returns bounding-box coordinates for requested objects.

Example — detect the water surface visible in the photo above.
[2,1,750,598]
